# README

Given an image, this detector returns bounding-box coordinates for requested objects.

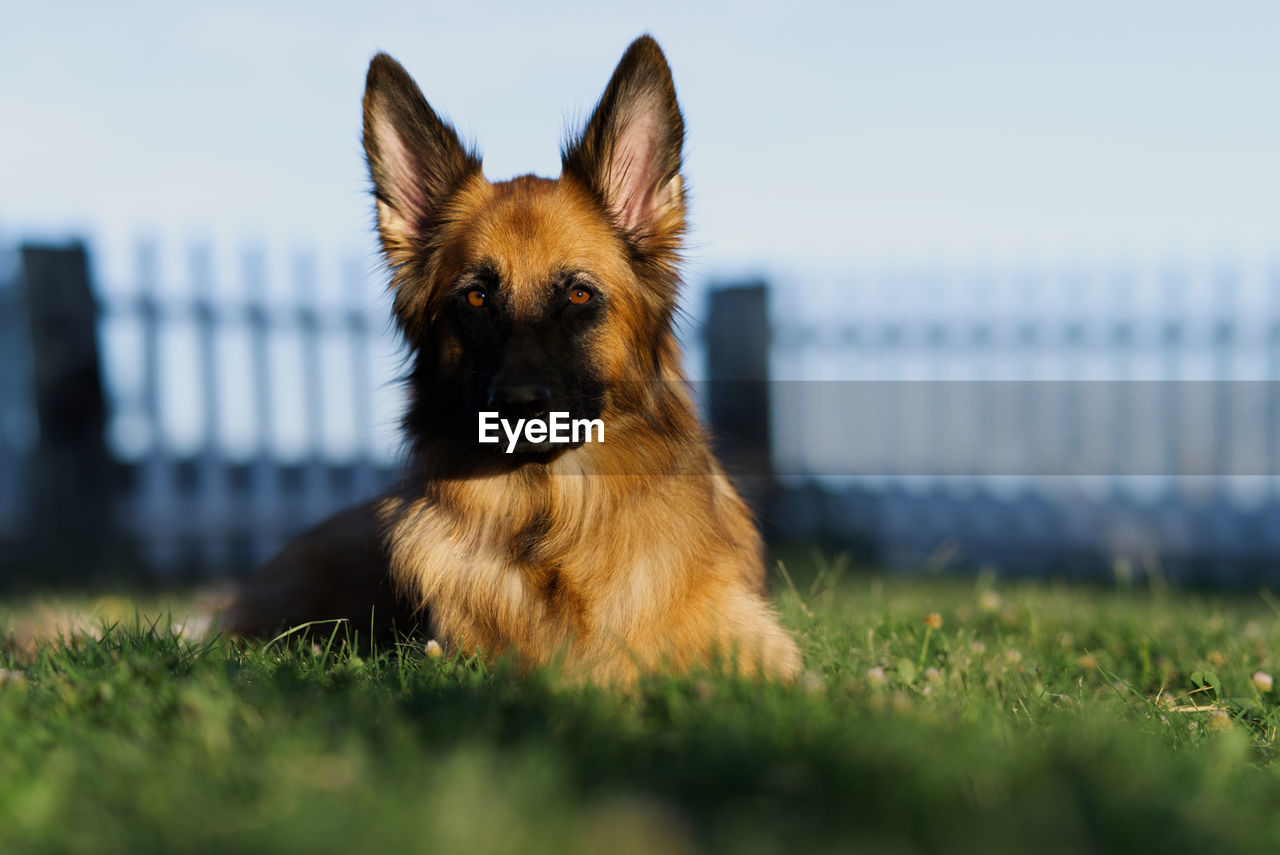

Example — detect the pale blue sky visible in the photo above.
[3,0,1279,285]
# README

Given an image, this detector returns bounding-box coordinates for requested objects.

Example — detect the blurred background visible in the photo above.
[2,0,1279,587]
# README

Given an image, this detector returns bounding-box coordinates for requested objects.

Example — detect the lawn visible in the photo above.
[3,557,1280,854]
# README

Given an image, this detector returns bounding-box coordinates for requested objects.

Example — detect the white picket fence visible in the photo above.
[1,240,405,574]
[764,261,1280,580]
[5,241,1280,580]
[102,242,407,572]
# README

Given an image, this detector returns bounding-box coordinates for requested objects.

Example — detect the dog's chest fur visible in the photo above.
[380,468,753,675]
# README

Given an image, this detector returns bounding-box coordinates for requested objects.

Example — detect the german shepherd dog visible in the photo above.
[226,36,801,685]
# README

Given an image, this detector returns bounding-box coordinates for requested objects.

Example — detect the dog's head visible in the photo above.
[362,36,686,457]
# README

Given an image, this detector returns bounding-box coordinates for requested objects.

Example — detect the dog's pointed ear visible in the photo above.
[562,36,685,260]
[363,53,481,263]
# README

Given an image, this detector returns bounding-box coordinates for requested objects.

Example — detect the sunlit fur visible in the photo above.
[228,36,801,685]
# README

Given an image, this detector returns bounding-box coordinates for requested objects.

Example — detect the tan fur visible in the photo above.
[226,36,802,685]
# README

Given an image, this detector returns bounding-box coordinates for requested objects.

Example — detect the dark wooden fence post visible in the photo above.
[19,243,112,576]
[703,282,779,537]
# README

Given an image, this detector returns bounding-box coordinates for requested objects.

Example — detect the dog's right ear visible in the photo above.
[562,36,685,274]
[363,53,481,265]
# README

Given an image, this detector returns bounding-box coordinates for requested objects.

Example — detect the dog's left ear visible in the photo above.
[363,53,481,266]
[563,36,686,263]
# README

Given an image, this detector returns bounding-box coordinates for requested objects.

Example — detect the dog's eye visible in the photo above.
[466,289,487,308]
[569,288,592,305]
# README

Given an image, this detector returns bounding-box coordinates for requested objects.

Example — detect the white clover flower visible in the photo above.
[798,671,824,694]
[0,668,27,688]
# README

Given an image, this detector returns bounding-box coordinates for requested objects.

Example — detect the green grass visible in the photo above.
[4,558,1280,854]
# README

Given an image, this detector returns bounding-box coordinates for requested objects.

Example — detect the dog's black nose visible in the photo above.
[488,381,552,420]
